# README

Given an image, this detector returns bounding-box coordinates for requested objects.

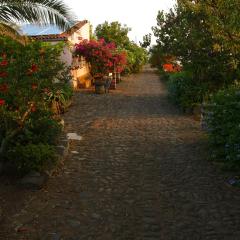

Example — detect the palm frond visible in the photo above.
[0,0,76,31]
[0,21,28,44]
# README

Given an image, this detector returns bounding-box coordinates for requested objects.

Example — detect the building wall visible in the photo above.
[67,22,91,89]
[60,44,72,67]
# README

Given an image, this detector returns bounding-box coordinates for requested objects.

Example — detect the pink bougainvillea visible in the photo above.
[75,39,127,77]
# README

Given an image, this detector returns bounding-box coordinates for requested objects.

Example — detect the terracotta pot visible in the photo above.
[95,84,105,94]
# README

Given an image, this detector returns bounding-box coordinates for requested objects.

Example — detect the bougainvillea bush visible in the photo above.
[205,85,240,170]
[0,37,70,174]
[75,39,127,77]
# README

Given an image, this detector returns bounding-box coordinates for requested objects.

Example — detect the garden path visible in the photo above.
[1,66,240,239]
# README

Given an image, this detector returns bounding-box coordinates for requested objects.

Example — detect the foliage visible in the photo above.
[95,21,131,48]
[149,45,165,69]
[205,85,240,170]
[0,36,69,173]
[167,71,209,110]
[0,0,75,41]
[151,0,240,89]
[45,84,73,114]
[95,21,148,74]
[150,0,240,119]
[150,0,240,171]
[139,33,152,49]
[124,43,148,73]
[7,143,57,174]
[89,24,97,40]
[75,39,127,77]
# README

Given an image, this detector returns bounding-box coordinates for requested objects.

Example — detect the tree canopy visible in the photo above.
[151,0,240,88]
[95,21,131,48]
[95,21,148,73]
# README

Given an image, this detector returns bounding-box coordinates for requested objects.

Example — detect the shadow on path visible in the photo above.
[1,67,240,240]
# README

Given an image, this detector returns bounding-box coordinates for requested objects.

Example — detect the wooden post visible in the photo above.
[116,72,121,83]
[110,72,117,90]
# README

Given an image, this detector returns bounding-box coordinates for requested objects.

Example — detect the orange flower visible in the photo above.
[163,63,174,72]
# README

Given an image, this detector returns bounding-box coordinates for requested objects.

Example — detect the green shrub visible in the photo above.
[0,36,68,174]
[7,143,57,174]
[205,85,240,170]
[167,71,209,111]
[21,111,62,145]
[160,72,171,82]
[124,43,148,74]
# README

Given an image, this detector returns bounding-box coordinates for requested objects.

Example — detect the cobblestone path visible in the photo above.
[1,68,240,240]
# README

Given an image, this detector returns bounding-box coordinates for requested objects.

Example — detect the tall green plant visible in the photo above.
[0,37,66,166]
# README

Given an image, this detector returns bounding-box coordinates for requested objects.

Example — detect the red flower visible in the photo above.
[1,53,7,59]
[27,64,38,75]
[43,88,50,94]
[0,60,8,67]
[31,105,36,112]
[107,62,113,67]
[31,83,38,90]
[0,99,5,106]
[31,64,38,72]
[30,102,37,112]
[0,72,8,78]
[0,83,8,92]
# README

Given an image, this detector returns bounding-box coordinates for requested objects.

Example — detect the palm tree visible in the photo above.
[0,0,76,40]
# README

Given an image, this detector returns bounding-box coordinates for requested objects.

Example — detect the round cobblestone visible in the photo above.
[0,67,240,239]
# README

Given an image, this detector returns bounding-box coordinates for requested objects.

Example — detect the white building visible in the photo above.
[21,20,91,89]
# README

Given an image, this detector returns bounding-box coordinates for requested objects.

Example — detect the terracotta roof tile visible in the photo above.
[29,20,88,41]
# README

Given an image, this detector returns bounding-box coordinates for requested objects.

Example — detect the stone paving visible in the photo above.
[1,67,240,239]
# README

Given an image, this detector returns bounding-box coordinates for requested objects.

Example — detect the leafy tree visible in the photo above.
[95,21,131,48]
[182,0,240,71]
[95,21,148,73]
[125,42,148,73]
[139,33,152,49]
[151,0,240,88]
[89,24,97,40]
[0,0,75,40]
